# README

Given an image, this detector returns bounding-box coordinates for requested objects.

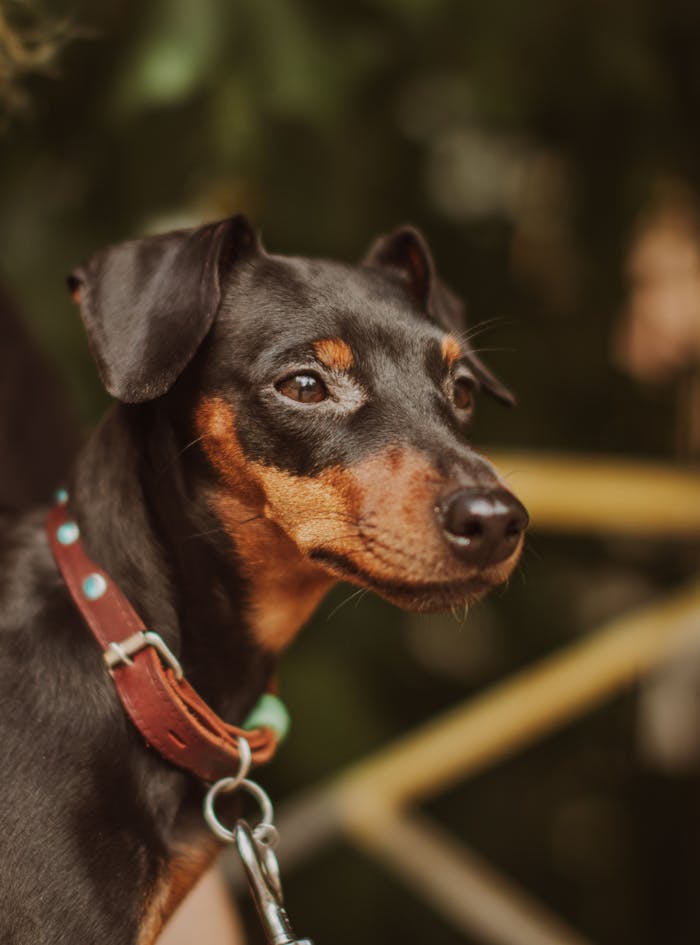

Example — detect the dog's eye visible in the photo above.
[276,373,328,404]
[452,377,475,413]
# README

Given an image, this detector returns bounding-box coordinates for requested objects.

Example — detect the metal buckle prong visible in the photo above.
[103,630,184,680]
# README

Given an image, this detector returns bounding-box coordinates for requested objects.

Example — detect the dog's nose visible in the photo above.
[438,488,529,567]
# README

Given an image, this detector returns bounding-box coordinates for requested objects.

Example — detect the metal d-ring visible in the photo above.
[204,774,276,845]
[204,737,277,846]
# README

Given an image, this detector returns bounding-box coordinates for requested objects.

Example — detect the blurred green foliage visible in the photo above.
[2,1,699,943]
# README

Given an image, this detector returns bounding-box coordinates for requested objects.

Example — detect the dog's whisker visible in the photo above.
[185,513,265,540]
[155,433,209,480]
[521,540,541,563]
[449,602,470,625]
[326,586,369,620]
[468,346,517,356]
[177,433,208,458]
[185,527,227,540]
[237,514,264,526]
[457,316,511,346]
[353,588,371,608]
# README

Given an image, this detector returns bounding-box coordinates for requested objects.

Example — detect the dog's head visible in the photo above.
[69,216,527,622]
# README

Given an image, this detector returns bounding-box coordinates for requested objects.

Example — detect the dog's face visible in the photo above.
[70,217,527,620]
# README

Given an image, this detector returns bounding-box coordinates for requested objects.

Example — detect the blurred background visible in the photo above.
[1,1,699,943]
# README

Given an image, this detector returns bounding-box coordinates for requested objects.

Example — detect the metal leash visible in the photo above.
[203,738,313,945]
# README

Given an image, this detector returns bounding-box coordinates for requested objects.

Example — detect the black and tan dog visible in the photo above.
[0,216,527,944]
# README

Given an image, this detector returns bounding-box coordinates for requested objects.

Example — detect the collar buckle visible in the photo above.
[104,630,184,681]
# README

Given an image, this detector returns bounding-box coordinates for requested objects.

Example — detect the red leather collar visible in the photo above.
[47,499,278,782]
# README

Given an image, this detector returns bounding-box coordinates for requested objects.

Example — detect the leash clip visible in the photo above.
[103,630,184,680]
[204,758,312,944]
[235,819,312,945]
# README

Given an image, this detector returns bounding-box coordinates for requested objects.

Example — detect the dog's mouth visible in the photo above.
[308,548,504,612]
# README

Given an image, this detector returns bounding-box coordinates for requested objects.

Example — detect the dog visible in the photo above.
[0,215,527,944]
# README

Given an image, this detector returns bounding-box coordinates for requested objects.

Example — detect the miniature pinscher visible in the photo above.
[0,216,527,943]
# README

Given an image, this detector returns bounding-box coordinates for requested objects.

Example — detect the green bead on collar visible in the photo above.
[243,693,290,742]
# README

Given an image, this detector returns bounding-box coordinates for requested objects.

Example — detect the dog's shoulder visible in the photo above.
[0,508,60,631]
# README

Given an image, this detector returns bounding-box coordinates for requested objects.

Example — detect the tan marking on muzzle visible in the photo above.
[196,397,524,626]
[196,398,333,651]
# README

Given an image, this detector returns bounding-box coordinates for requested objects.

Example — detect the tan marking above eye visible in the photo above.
[313,337,354,372]
[441,334,463,367]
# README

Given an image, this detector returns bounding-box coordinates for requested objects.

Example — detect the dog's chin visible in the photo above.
[373,579,494,613]
[308,548,507,614]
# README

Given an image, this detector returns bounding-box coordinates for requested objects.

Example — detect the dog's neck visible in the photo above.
[69,402,276,722]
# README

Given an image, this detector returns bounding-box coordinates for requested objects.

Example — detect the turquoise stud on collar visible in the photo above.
[54,488,69,505]
[57,521,79,545]
[82,573,107,601]
[243,693,290,742]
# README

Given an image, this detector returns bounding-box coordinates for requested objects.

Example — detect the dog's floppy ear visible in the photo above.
[363,225,515,406]
[67,215,261,403]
